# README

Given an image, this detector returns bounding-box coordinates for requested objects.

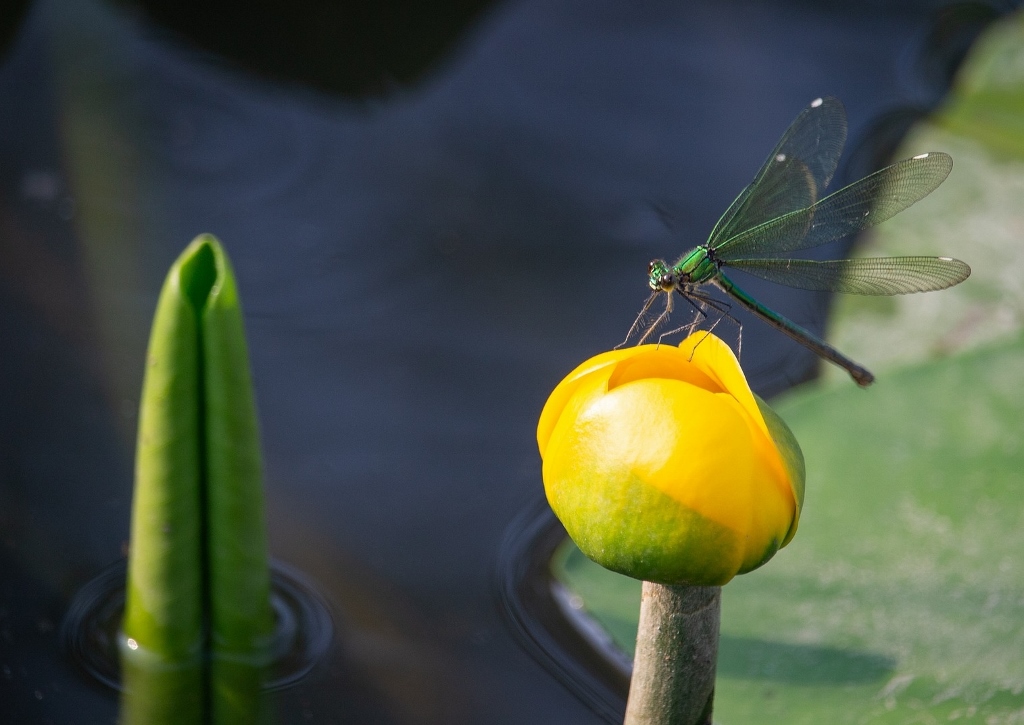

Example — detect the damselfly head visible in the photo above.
[647,260,674,292]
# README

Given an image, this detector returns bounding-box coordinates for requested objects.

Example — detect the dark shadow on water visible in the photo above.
[717,634,896,685]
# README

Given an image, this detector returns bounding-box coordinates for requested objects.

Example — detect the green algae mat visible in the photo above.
[554,333,1024,724]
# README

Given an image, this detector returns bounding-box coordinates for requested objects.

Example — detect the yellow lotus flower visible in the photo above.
[537,333,804,586]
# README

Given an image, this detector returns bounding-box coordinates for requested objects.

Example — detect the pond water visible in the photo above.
[0,0,993,722]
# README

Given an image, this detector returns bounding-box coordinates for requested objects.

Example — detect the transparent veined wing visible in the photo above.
[724,255,971,294]
[714,152,952,260]
[707,96,847,249]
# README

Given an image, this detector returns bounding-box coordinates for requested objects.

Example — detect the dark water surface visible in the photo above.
[0,0,994,722]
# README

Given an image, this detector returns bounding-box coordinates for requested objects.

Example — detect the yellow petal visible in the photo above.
[537,348,635,456]
[679,333,771,442]
[607,345,722,394]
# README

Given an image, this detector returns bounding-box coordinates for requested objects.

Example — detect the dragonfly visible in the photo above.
[629,96,971,386]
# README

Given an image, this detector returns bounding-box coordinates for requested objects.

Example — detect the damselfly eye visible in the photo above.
[647,260,656,274]
[659,273,674,290]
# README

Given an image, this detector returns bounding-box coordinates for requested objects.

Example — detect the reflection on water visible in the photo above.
[61,559,334,693]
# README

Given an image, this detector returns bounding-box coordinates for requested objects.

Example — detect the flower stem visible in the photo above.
[623,582,721,725]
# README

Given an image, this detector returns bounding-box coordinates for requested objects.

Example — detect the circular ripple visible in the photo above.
[61,559,333,692]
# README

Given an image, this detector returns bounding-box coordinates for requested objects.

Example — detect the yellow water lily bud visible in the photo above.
[538,333,804,586]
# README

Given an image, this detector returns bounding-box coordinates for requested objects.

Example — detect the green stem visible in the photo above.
[120,238,207,722]
[121,235,272,724]
[623,582,721,725]
[200,237,273,724]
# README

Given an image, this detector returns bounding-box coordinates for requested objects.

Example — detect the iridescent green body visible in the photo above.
[631,97,971,386]
[671,249,717,286]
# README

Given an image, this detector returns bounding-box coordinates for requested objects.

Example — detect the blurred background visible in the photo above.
[1,0,1021,722]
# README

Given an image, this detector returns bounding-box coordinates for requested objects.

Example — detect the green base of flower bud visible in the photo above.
[554,469,781,587]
